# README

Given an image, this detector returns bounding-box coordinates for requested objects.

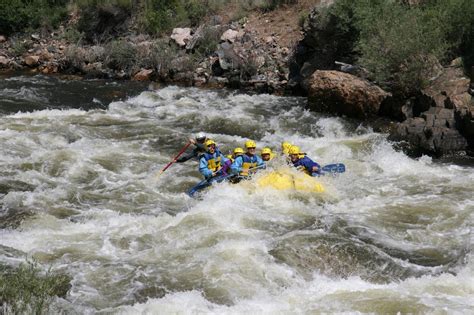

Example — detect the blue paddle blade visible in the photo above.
[187,180,211,197]
[187,174,234,197]
[321,163,346,173]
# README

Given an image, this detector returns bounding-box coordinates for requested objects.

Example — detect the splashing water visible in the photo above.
[0,77,472,313]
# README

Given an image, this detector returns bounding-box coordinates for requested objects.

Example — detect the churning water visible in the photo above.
[0,75,473,314]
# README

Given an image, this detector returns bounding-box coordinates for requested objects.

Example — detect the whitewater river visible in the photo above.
[0,75,473,314]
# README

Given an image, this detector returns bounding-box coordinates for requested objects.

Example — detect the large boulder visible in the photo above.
[305,70,391,118]
[133,68,153,81]
[220,29,240,43]
[24,55,40,67]
[389,63,473,155]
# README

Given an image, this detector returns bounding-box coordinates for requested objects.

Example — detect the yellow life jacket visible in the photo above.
[208,156,221,172]
[204,153,222,172]
[241,161,257,176]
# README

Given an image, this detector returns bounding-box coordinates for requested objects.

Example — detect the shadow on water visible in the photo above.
[0,73,148,114]
[269,215,468,284]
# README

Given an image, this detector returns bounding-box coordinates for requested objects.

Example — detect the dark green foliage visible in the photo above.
[75,0,133,10]
[62,27,84,44]
[301,0,359,69]
[77,3,131,43]
[354,0,448,93]
[10,38,33,55]
[143,0,188,34]
[184,0,209,26]
[0,260,70,314]
[0,0,68,35]
[321,0,474,94]
[143,0,223,34]
[424,0,474,71]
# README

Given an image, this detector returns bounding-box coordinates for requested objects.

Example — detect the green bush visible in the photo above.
[195,26,222,57]
[10,38,32,55]
[62,26,84,44]
[184,0,208,26]
[143,0,188,34]
[142,0,227,35]
[302,0,359,69]
[148,39,180,77]
[424,0,474,73]
[105,39,137,73]
[319,0,474,94]
[0,260,70,314]
[353,0,448,93]
[0,0,68,35]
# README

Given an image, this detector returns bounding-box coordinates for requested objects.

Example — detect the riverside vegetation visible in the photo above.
[0,259,70,314]
[0,0,472,93]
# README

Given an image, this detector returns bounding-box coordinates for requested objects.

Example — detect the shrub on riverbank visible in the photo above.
[0,0,68,36]
[354,0,448,94]
[0,260,70,314]
[316,0,474,94]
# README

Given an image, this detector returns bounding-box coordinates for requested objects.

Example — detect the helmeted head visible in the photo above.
[205,139,216,153]
[233,147,244,157]
[289,145,301,162]
[195,132,206,143]
[281,141,292,155]
[245,140,257,156]
[261,147,273,161]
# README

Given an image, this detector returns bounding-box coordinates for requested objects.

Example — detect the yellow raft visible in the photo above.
[255,168,325,193]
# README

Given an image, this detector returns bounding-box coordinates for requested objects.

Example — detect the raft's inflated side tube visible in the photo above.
[256,169,325,193]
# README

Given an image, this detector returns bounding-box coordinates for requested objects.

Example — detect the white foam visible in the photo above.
[0,85,472,313]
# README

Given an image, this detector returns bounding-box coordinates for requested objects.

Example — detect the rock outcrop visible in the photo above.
[305,70,391,118]
[389,63,473,155]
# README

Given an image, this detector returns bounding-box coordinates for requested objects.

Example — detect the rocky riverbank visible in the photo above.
[0,4,301,94]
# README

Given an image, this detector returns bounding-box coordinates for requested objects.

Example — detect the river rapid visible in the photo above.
[0,75,473,314]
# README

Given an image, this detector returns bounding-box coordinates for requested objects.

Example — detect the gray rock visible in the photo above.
[170,28,192,47]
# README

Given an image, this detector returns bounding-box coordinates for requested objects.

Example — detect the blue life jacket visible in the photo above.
[292,156,321,175]
[199,149,228,179]
[231,153,265,176]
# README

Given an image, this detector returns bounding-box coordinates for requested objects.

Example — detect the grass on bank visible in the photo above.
[0,259,71,314]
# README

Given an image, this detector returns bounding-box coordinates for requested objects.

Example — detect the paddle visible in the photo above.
[187,173,234,197]
[313,163,346,176]
[157,141,192,177]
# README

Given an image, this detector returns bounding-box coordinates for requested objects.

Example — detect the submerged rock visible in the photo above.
[270,233,426,283]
